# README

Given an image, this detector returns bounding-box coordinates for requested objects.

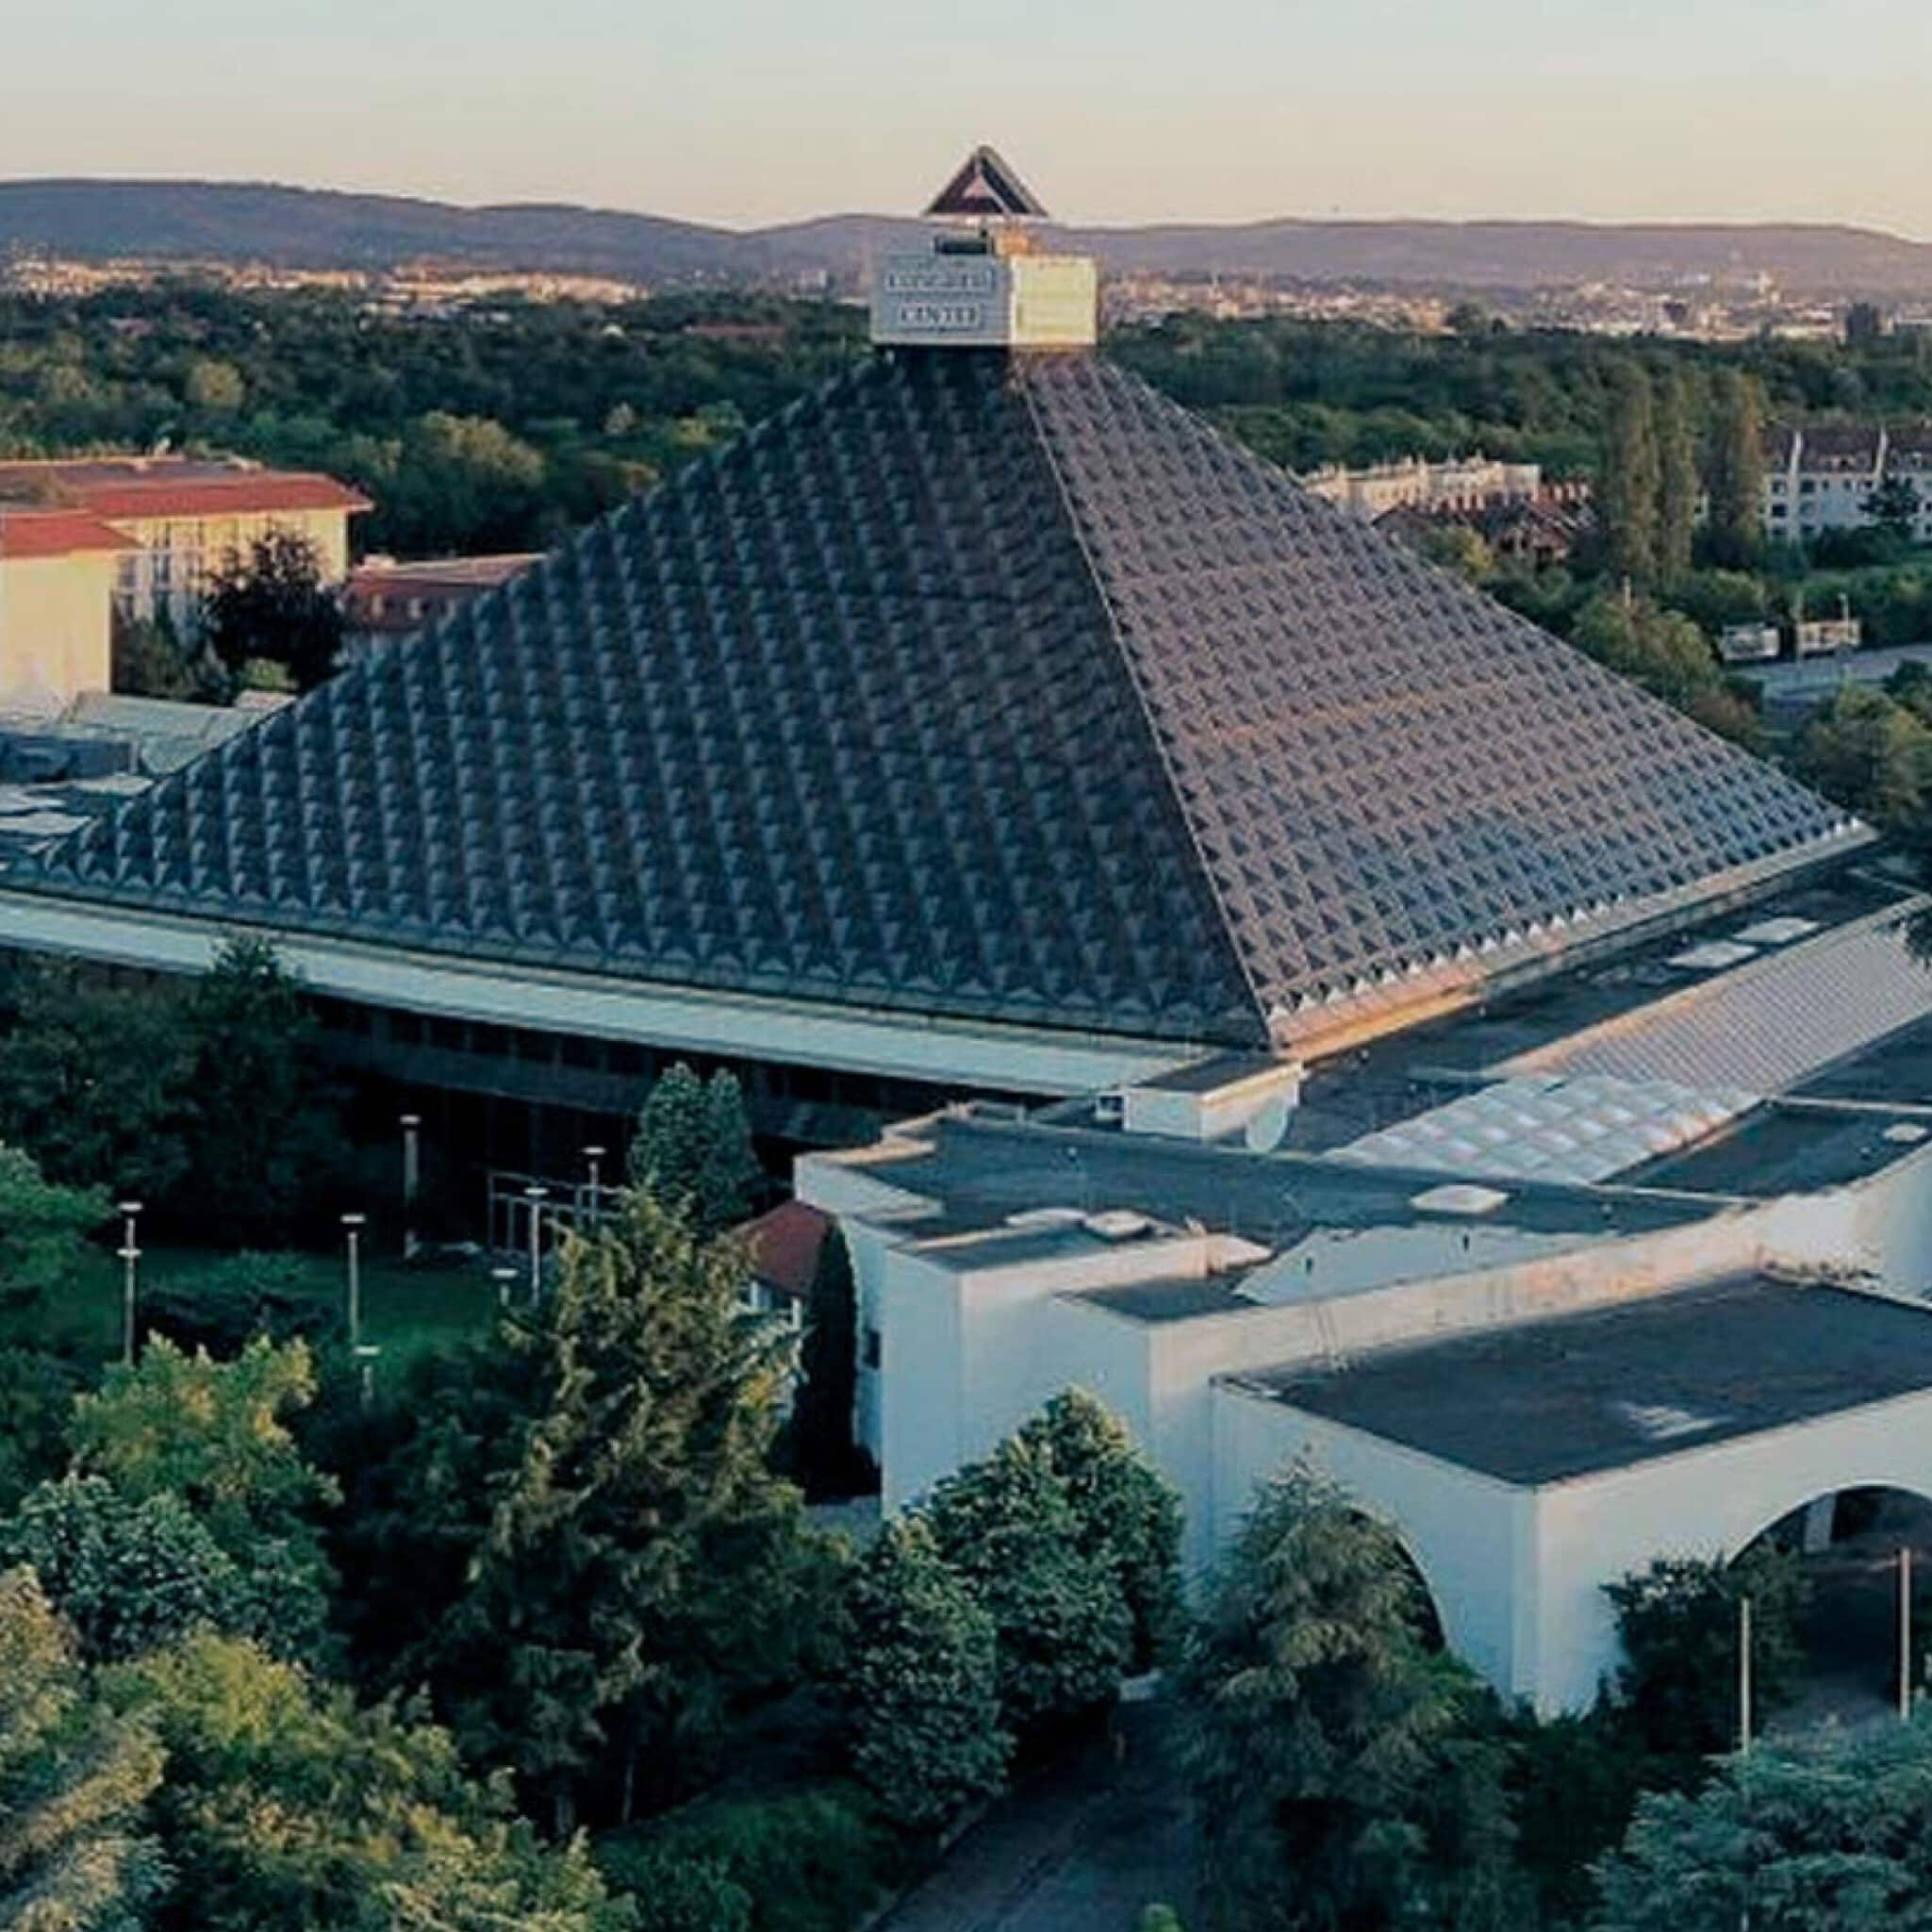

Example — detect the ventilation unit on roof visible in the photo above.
[1004,1207,1087,1230]
[1736,916,1820,946]
[1409,1182,1511,1216]
[1884,1122,1930,1145]
[1667,940,1758,971]
[1083,1210,1152,1241]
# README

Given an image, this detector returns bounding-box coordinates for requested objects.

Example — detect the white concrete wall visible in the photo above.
[1213,1388,1532,1693]
[1528,1385,1932,1712]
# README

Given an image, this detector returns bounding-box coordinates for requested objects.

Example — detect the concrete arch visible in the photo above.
[1528,1402,1932,1713]
[1725,1478,1932,1567]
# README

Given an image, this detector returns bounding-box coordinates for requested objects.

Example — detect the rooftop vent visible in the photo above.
[1409,1182,1511,1216]
[1668,939,1759,972]
[1884,1122,1930,1145]
[1004,1206,1086,1230]
[1736,916,1820,946]
[1083,1210,1153,1242]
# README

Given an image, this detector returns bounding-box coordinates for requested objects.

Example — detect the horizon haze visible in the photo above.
[3,0,1932,238]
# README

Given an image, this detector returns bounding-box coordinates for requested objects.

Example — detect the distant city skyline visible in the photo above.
[5,0,1932,239]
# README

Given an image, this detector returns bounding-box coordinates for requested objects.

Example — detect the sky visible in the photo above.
[5,0,1932,236]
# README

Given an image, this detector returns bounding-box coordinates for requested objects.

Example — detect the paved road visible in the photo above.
[875,1705,1197,1932]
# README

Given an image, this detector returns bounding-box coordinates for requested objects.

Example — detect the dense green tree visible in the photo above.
[789,1224,867,1501]
[1605,1546,1807,1775]
[0,1566,165,1932]
[1178,1468,1520,1932]
[1794,685,1932,830]
[117,1632,633,1932]
[597,1852,751,1932]
[71,1336,338,1663]
[1591,1713,1932,1931]
[839,1516,1009,1830]
[1570,593,1724,711]
[1653,368,1699,584]
[0,964,195,1203]
[1867,472,1924,540]
[437,1193,815,1829]
[179,938,341,1247]
[325,1335,541,1694]
[1016,1389,1182,1671]
[1597,361,1661,584]
[626,1065,761,1237]
[926,1435,1131,1736]
[109,609,223,703]
[0,1141,107,1321]
[203,527,344,692]
[0,1349,86,1515]
[1704,368,1766,568]
[0,1476,263,1664]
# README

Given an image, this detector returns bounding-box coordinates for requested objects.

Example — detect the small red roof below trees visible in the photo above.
[738,1199,832,1300]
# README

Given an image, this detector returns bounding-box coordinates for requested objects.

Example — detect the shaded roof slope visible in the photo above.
[14,349,1858,1051]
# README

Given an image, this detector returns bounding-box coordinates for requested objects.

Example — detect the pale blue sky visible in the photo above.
[6,0,1932,234]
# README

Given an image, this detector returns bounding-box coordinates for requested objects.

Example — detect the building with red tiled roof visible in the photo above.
[0,507,137,710]
[0,455,370,635]
[342,553,539,648]
[739,1198,832,1320]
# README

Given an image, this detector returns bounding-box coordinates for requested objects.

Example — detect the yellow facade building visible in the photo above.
[0,456,369,638]
[0,507,134,712]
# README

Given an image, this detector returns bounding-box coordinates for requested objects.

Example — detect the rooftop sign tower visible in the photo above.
[869,145,1098,351]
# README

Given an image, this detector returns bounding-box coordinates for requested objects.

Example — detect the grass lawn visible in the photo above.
[35,1242,502,1370]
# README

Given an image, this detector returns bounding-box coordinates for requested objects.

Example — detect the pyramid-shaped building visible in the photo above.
[2,162,1863,1094]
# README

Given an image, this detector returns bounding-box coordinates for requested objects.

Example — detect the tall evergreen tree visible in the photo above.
[790,1225,866,1501]
[439,1193,813,1830]
[1597,360,1661,585]
[0,1566,166,1932]
[1653,368,1698,585]
[181,939,341,1247]
[1705,368,1766,568]
[1179,1467,1519,1932]
[626,1066,760,1237]
[839,1517,1009,1830]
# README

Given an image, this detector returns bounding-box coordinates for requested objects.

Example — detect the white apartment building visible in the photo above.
[1762,423,1932,545]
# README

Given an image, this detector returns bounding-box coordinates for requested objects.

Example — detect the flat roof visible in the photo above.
[1309,868,1904,1086]
[1136,1051,1285,1095]
[1234,1276,1932,1484]
[1618,1100,1932,1197]
[860,1113,1718,1253]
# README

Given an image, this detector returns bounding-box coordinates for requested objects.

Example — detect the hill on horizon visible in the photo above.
[6,177,1932,297]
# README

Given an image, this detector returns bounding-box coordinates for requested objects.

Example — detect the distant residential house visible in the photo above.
[1760,422,1932,545]
[737,1197,831,1329]
[1301,454,1549,520]
[0,455,370,636]
[341,553,540,653]
[1377,490,1592,570]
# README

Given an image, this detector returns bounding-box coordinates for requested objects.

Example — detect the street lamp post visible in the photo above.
[524,1185,548,1304]
[584,1145,606,1224]
[117,1199,143,1369]
[341,1213,367,1352]
[354,1343,383,1412]
[399,1115,421,1260]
